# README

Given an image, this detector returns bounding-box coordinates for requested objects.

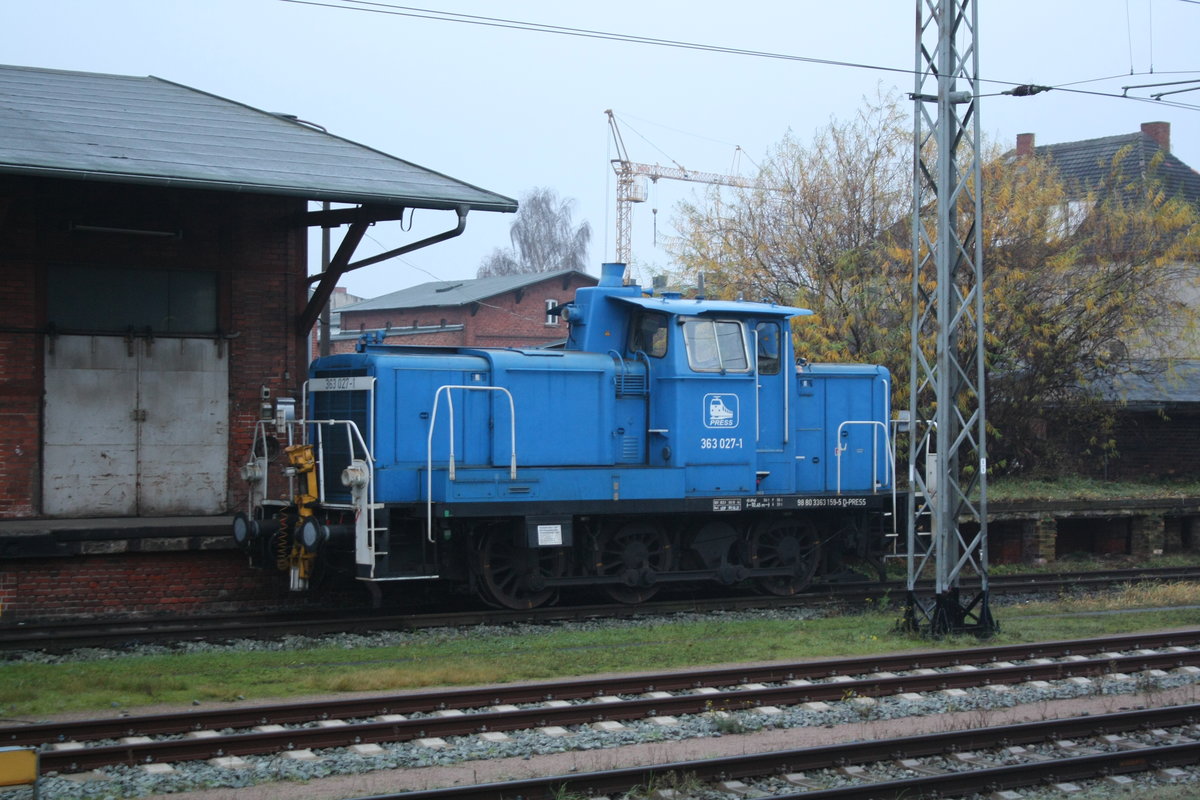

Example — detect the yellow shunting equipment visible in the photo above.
[285,443,319,579]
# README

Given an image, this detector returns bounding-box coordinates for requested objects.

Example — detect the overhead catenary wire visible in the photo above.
[280,0,918,78]
[282,0,1200,112]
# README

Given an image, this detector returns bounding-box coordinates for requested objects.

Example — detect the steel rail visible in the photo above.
[18,633,1200,771]
[8,628,1200,748]
[6,627,1199,748]
[332,704,1200,799]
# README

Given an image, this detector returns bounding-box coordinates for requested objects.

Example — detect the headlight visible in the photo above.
[299,518,327,551]
[232,513,256,548]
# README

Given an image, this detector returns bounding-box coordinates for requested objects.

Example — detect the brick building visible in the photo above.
[332,269,597,352]
[0,64,516,521]
[312,285,366,358]
[0,64,516,620]
[1014,122,1200,478]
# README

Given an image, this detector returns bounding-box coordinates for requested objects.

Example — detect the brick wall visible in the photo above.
[0,180,45,516]
[0,550,364,622]
[225,193,309,511]
[1104,410,1200,478]
[342,308,469,348]
[0,175,309,517]
[337,272,594,351]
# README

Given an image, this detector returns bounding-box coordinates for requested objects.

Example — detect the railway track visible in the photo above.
[374,705,1200,799]
[3,564,1196,653]
[6,629,1200,777]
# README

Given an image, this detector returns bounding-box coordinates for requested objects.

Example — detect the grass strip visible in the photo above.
[2,582,1198,718]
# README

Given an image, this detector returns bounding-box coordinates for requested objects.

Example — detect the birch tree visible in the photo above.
[478,187,591,277]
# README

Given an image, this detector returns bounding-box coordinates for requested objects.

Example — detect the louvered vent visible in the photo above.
[620,435,641,462]
[615,373,647,396]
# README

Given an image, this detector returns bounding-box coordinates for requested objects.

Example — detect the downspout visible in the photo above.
[298,204,470,336]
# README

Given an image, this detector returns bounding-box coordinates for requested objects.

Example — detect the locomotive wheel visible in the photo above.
[593,522,672,604]
[746,519,820,596]
[475,526,565,610]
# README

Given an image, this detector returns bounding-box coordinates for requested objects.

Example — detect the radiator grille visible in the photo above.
[310,385,370,503]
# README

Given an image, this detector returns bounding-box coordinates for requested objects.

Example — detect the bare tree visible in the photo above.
[478,187,591,277]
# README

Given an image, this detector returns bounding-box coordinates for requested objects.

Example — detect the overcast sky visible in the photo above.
[5,0,1198,298]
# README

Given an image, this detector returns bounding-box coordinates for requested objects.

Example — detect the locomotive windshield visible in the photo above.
[682,318,749,372]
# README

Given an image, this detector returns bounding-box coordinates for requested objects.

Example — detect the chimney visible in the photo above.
[333,286,347,295]
[1016,132,1035,156]
[1141,121,1170,153]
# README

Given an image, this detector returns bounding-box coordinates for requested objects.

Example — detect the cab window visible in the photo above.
[755,321,782,375]
[682,318,749,372]
[629,311,669,358]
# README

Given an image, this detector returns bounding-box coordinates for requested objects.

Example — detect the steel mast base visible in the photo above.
[901,588,998,638]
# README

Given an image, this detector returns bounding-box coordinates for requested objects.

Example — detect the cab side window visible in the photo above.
[756,321,781,375]
[629,311,669,358]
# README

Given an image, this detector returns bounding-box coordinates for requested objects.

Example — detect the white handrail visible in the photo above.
[301,419,373,500]
[426,385,518,543]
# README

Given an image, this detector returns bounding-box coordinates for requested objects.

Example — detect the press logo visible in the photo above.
[704,394,738,428]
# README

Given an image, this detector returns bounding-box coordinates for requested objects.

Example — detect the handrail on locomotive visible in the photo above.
[425,384,518,543]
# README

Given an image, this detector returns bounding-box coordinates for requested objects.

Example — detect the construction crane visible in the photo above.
[606,110,756,280]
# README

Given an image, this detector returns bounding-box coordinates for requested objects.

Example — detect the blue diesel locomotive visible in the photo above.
[234,263,896,608]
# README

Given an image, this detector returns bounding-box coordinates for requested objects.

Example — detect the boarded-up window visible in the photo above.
[48,265,217,334]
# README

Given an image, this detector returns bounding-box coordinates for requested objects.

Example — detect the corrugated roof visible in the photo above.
[0,64,517,213]
[1096,360,1200,409]
[342,269,595,312]
[1035,130,1200,206]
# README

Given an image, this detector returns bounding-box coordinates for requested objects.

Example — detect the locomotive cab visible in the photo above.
[235,263,896,609]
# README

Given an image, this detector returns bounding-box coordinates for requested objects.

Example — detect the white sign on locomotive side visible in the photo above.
[315,376,374,392]
[703,393,738,428]
[537,524,564,546]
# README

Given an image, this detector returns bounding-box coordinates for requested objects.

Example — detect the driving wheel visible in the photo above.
[593,522,672,604]
[475,525,564,610]
[745,518,820,596]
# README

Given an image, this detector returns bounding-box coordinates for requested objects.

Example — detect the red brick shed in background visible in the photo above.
[331,269,598,353]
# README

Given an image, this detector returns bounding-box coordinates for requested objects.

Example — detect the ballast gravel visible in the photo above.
[8,664,1200,799]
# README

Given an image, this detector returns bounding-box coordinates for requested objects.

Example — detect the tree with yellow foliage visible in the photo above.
[670,95,1200,474]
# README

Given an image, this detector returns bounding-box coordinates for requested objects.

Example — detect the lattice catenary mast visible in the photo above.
[902,0,997,636]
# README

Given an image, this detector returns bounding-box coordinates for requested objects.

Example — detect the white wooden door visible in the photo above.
[43,336,228,517]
